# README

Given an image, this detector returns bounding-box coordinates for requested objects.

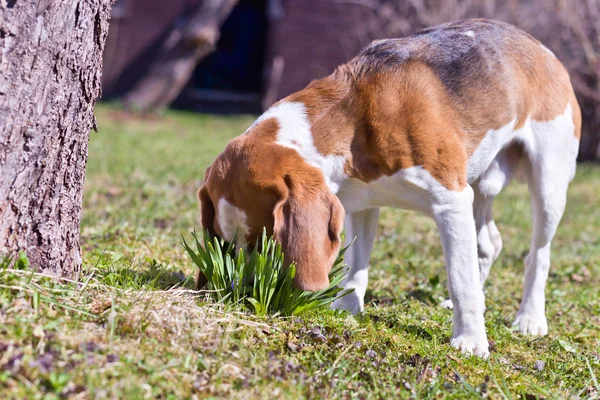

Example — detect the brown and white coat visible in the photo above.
[198,19,581,358]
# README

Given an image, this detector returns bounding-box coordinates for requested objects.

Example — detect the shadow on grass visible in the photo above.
[364,311,437,341]
[364,288,437,308]
[94,259,196,291]
[365,275,443,309]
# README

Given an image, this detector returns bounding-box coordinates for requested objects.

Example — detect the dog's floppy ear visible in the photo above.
[273,175,345,291]
[197,166,216,236]
[196,166,215,289]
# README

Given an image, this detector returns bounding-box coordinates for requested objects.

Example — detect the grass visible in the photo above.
[1,103,599,399]
[183,229,352,316]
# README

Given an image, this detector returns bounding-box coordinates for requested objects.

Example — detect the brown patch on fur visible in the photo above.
[244,117,280,141]
[198,170,216,236]
[343,62,470,190]
[196,170,214,290]
[505,38,581,132]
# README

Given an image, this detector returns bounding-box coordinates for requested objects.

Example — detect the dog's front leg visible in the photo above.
[332,207,380,314]
[433,184,490,358]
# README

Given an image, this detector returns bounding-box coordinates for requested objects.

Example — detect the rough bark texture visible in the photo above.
[123,0,239,113]
[0,0,113,276]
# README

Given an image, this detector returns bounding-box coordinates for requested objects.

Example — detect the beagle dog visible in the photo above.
[197,19,581,358]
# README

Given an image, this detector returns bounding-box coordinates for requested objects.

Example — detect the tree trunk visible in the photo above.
[0,0,113,276]
[123,0,239,113]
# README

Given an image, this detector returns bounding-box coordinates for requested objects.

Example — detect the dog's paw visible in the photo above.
[439,299,454,309]
[450,335,490,359]
[331,292,363,315]
[512,313,548,336]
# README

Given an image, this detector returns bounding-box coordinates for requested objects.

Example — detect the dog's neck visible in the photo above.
[264,75,364,194]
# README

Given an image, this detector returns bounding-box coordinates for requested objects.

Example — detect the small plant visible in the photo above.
[182,229,353,316]
[0,251,29,270]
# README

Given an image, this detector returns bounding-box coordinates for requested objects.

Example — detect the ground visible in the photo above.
[1,104,599,399]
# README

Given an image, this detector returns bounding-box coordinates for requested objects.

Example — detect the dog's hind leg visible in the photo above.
[513,105,579,335]
[474,145,525,285]
[474,190,501,287]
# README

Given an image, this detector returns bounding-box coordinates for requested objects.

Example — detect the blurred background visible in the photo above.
[100,0,600,160]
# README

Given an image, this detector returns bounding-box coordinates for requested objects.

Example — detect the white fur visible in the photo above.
[540,44,555,57]
[255,102,348,193]
[512,103,578,335]
[331,208,379,314]
[476,143,522,197]
[440,183,504,311]
[473,186,503,285]
[467,119,516,183]
[463,30,476,37]
[217,197,250,248]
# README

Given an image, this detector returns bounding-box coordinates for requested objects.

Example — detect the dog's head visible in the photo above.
[197,131,345,291]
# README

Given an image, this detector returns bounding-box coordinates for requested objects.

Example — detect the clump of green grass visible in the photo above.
[183,229,352,316]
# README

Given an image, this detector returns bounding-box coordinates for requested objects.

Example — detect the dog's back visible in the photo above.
[330,19,580,190]
[348,19,579,129]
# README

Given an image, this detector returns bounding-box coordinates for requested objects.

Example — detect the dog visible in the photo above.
[197,19,581,358]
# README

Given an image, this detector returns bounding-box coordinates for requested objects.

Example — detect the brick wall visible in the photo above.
[265,0,372,104]
[102,0,201,97]
[102,0,372,105]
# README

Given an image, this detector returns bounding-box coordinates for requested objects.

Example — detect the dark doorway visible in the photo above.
[177,0,269,114]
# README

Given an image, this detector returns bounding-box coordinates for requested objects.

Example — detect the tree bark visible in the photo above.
[123,0,239,113]
[0,0,113,276]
